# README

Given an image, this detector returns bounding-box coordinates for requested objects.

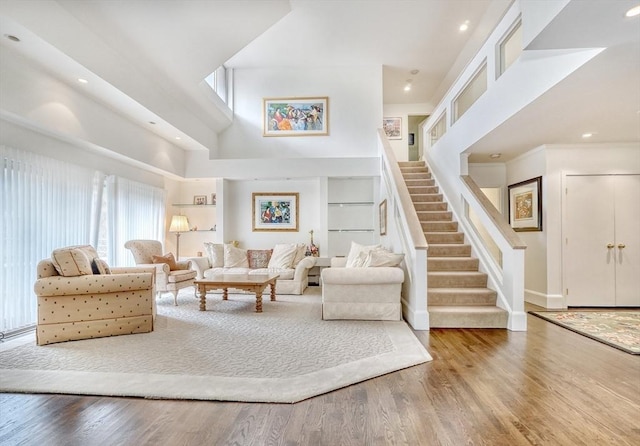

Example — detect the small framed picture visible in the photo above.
[508,176,542,232]
[193,195,207,205]
[211,193,217,205]
[383,117,402,140]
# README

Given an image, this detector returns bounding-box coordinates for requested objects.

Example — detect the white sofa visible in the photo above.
[321,243,405,321]
[190,243,316,295]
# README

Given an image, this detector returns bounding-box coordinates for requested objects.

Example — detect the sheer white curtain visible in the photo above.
[1,146,100,333]
[105,175,165,267]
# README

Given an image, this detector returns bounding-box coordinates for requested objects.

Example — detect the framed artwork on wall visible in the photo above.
[508,176,542,232]
[263,97,328,136]
[379,199,387,236]
[252,192,299,232]
[383,117,402,139]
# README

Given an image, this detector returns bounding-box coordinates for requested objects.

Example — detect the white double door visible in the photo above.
[564,174,640,307]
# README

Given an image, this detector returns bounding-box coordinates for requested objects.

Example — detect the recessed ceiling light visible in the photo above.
[404,79,412,91]
[5,34,20,42]
[77,78,88,84]
[175,136,181,140]
[489,153,501,159]
[625,5,640,17]
[148,121,156,125]
[410,69,419,75]
[582,132,593,138]
[459,20,470,32]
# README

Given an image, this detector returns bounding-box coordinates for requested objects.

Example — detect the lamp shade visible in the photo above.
[169,215,190,233]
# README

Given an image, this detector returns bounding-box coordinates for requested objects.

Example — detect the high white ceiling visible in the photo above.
[0,0,638,165]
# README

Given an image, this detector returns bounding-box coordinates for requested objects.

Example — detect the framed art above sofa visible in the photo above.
[252,192,299,232]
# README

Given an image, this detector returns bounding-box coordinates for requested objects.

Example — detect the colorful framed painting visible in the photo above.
[508,176,542,232]
[263,97,328,136]
[379,199,388,236]
[383,117,402,140]
[252,192,299,232]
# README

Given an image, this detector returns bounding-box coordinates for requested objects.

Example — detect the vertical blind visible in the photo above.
[1,146,98,333]
[106,175,166,266]
[1,146,166,334]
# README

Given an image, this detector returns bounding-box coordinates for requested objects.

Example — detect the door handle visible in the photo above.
[618,243,626,249]
[607,243,614,249]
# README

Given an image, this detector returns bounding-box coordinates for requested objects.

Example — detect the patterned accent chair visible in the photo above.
[124,239,197,306]
[34,245,155,345]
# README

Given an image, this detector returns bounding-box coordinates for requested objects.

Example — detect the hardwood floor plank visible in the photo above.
[2,311,639,445]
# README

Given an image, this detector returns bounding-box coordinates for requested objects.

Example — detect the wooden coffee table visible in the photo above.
[194,273,280,313]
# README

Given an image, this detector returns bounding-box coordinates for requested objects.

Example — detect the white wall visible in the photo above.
[223,178,324,251]
[218,66,383,161]
[383,103,432,162]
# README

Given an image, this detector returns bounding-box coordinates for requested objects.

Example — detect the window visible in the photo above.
[497,19,522,78]
[0,147,166,335]
[452,62,487,123]
[1,147,99,334]
[429,112,447,145]
[205,65,228,104]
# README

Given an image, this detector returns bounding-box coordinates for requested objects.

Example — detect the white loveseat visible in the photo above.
[321,242,405,321]
[190,243,316,295]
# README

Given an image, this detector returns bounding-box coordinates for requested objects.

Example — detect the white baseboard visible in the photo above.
[402,300,429,330]
[525,289,565,309]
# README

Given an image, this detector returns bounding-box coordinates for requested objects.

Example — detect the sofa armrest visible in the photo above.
[321,266,404,285]
[188,257,211,279]
[175,260,192,270]
[293,256,316,280]
[110,266,155,276]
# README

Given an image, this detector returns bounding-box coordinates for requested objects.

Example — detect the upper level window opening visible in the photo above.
[452,61,487,124]
[429,112,447,145]
[205,65,228,104]
[497,19,522,78]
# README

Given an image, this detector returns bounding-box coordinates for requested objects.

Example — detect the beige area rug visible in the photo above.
[0,288,432,403]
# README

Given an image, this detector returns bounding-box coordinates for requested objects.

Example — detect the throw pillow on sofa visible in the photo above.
[224,244,249,268]
[345,241,381,268]
[204,242,224,267]
[268,243,299,269]
[362,248,404,267]
[51,246,95,277]
[247,249,273,269]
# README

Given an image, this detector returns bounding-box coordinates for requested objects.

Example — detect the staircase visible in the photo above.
[399,161,508,329]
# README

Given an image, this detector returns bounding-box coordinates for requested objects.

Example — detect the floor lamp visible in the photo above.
[169,215,190,259]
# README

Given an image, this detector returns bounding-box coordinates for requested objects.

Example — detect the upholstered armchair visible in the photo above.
[124,239,197,305]
[34,245,155,345]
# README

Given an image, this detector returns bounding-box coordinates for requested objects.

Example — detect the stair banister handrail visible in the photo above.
[378,129,429,330]
[378,130,428,250]
[460,176,526,249]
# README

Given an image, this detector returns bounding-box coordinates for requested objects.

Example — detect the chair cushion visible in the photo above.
[224,244,249,268]
[204,242,224,268]
[167,269,197,283]
[51,246,94,277]
[247,249,273,269]
[152,252,178,271]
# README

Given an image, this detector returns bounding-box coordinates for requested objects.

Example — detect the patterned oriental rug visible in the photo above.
[0,288,432,403]
[530,311,640,355]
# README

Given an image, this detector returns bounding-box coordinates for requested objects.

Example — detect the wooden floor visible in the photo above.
[1,308,639,446]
